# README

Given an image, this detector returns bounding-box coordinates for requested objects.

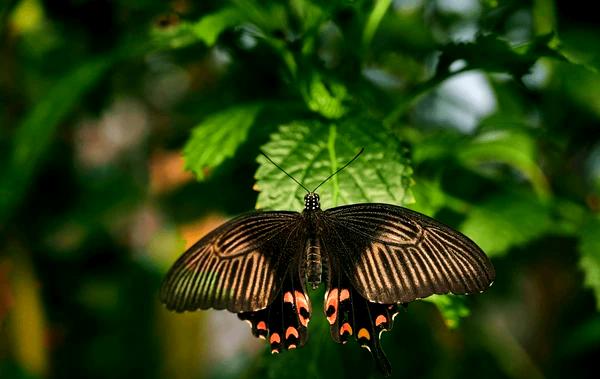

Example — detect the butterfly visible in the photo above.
[160,150,495,376]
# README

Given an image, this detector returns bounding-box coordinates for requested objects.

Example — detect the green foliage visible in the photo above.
[0,55,115,225]
[152,7,242,49]
[301,74,349,119]
[423,295,470,329]
[183,104,263,180]
[4,0,600,378]
[461,192,551,257]
[254,120,413,210]
[435,33,561,80]
[457,123,550,198]
[579,217,600,310]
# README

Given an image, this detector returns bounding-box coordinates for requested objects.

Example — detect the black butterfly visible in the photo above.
[160,151,495,376]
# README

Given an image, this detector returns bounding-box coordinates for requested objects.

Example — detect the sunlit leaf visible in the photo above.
[579,216,600,311]
[289,0,325,34]
[410,123,550,199]
[5,251,48,376]
[423,295,470,329]
[10,0,44,34]
[555,62,600,118]
[409,177,447,217]
[552,30,600,73]
[152,7,242,49]
[458,125,550,198]
[301,74,349,119]
[192,7,242,46]
[255,119,413,210]
[183,104,263,180]
[460,191,551,257]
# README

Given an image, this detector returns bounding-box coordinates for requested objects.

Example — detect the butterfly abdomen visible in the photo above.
[305,237,322,289]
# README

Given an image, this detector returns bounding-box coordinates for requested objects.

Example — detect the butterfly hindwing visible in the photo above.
[239,271,311,353]
[323,261,397,376]
[322,203,496,304]
[160,211,304,313]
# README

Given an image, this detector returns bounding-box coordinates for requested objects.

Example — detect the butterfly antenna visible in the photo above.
[312,148,364,192]
[260,151,311,193]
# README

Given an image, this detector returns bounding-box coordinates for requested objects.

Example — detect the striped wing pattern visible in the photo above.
[160,211,303,313]
[324,203,495,304]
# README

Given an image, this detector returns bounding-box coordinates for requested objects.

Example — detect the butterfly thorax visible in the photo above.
[304,192,320,210]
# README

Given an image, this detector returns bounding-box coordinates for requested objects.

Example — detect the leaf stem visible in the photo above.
[362,0,392,51]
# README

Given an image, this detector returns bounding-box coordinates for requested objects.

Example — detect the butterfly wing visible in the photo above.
[238,272,312,353]
[319,203,495,376]
[322,203,495,304]
[321,254,397,376]
[160,211,305,313]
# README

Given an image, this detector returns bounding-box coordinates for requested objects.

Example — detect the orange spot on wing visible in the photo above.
[339,289,350,301]
[325,288,339,325]
[285,326,299,340]
[294,290,310,327]
[326,288,338,309]
[283,291,294,304]
[358,328,370,340]
[299,315,309,327]
[340,323,353,336]
[270,333,281,344]
[375,315,387,326]
[326,310,337,325]
[294,290,309,310]
[257,321,267,331]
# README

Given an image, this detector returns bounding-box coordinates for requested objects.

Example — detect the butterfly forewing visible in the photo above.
[160,211,304,313]
[322,203,496,304]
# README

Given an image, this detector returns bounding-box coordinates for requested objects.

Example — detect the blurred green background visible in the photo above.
[1,0,600,378]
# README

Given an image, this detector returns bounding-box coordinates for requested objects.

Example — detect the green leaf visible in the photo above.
[410,123,550,199]
[436,33,566,80]
[422,295,470,329]
[579,216,600,311]
[554,61,600,118]
[255,119,413,211]
[362,0,392,49]
[409,177,448,217]
[152,7,242,49]
[550,30,600,73]
[183,104,263,180]
[301,74,349,119]
[460,191,551,257]
[191,7,242,46]
[458,124,550,198]
[0,55,114,226]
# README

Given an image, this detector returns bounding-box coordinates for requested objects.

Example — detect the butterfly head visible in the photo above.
[304,193,320,211]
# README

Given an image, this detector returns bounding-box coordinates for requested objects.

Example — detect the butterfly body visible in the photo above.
[160,192,495,376]
[302,193,325,289]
